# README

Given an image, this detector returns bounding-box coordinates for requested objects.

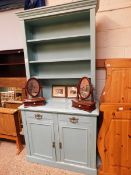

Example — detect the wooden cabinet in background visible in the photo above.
[4,101,23,128]
[98,104,131,175]
[98,59,131,175]
[4,101,23,109]
[0,49,25,77]
[0,49,26,154]
[0,108,23,154]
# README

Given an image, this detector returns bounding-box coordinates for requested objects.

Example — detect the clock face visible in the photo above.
[26,78,40,97]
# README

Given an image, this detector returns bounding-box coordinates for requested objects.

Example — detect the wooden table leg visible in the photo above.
[16,135,24,155]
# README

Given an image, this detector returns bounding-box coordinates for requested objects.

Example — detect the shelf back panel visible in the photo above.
[40,78,80,99]
[27,20,90,40]
[28,39,90,62]
[30,61,91,79]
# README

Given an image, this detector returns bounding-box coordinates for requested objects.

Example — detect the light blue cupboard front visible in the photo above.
[21,108,97,175]
[58,114,96,168]
[26,112,56,161]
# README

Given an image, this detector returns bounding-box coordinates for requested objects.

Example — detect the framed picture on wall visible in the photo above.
[52,86,66,98]
[67,86,77,98]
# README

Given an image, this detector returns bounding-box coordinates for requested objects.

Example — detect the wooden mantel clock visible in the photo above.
[72,77,96,112]
[24,77,46,107]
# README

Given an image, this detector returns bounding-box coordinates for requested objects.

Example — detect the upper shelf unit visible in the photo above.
[25,11,90,41]
[16,0,96,98]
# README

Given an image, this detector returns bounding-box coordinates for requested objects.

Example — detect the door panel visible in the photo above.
[106,119,131,167]
[27,119,56,161]
[0,113,16,136]
[59,120,91,167]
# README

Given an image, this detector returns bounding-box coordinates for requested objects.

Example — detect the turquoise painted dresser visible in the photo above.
[17,0,98,174]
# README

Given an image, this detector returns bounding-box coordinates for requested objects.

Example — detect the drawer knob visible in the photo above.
[35,114,43,120]
[117,107,124,111]
[69,117,79,124]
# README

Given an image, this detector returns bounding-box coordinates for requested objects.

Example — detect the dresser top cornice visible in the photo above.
[16,0,96,20]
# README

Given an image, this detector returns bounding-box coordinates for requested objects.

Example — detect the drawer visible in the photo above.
[58,114,94,124]
[25,111,56,121]
[112,110,131,120]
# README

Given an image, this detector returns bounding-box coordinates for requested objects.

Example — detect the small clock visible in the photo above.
[24,77,46,107]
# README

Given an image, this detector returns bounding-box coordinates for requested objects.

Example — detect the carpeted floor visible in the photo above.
[0,141,84,175]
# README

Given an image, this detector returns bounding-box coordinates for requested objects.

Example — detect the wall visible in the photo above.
[0,0,131,99]
[0,0,75,51]
[0,8,24,50]
[96,0,131,99]
[96,0,131,59]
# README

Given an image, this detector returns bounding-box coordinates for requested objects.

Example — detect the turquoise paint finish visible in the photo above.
[17,0,97,174]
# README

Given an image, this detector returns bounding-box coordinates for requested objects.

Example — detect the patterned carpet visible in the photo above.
[0,141,84,175]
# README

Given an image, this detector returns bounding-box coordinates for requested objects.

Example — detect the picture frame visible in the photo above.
[15,88,23,101]
[67,86,77,98]
[52,86,66,98]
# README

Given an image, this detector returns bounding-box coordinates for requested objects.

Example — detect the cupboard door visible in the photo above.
[26,114,56,161]
[0,113,17,136]
[58,114,93,167]
[106,119,131,168]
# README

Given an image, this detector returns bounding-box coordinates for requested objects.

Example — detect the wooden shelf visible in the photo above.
[0,49,23,55]
[30,60,90,80]
[29,58,91,63]
[34,74,91,79]
[27,34,90,44]
[0,77,26,88]
[0,63,25,66]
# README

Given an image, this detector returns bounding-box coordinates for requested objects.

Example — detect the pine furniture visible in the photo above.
[4,100,23,129]
[98,59,131,175]
[17,0,98,174]
[0,107,23,154]
[0,49,26,154]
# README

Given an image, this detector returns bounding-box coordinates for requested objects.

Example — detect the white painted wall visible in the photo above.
[96,0,131,99]
[0,9,24,50]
